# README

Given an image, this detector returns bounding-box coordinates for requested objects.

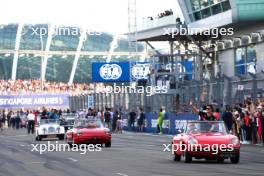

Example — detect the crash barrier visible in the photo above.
[123,113,199,135]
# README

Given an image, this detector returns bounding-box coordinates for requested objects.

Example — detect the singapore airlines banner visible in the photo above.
[0,94,70,109]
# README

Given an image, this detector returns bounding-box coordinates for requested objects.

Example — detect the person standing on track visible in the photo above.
[27,111,35,134]
[104,108,111,129]
[0,112,3,131]
[157,108,165,134]
[138,107,145,132]
[129,109,136,130]
[15,111,21,130]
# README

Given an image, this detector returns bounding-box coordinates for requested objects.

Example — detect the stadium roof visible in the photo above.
[0,24,144,83]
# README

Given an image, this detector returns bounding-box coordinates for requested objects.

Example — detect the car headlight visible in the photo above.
[104,129,111,135]
[231,137,239,145]
[189,138,198,145]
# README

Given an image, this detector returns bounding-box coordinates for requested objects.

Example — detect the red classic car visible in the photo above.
[172,121,240,163]
[66,119,111,147]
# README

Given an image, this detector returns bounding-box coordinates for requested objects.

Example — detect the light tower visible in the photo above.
[127,0,138,59]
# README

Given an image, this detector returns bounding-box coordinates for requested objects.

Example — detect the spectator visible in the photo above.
[15,111,21,129]
[112,110,119,133]
[10,111,16,129]
[0,112,3,131]
[7,111,11,127]
[104,108,111,129]
[129,110,137,130]
[255,105,263,144]
[222,105,233,132]
[138,107,145,132]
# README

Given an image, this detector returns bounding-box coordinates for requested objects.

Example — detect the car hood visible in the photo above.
[74,127,108,133]
[190,133,232,145]
[39,124,61,129]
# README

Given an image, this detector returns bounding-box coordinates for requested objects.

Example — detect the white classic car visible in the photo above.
[35,119,65,141]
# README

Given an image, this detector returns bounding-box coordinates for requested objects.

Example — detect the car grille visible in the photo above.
[48,127,56,133]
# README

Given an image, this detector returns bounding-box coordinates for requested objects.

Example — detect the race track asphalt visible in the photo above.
[0,128,264,176]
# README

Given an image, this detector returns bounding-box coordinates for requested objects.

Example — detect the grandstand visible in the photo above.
[0,24,144,83]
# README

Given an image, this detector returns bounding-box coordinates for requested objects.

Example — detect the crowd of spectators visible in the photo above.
[0,79,96,95]
[147,9,174,21]
[192,99,264,145]
[0,107,127,134]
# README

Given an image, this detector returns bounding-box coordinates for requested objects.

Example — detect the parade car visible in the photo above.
[66,119,111,147]
[35,119,65,141]
[60,113,78,132]
[172,121,240,164]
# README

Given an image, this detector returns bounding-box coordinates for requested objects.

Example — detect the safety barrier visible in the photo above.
[123,113,199,135]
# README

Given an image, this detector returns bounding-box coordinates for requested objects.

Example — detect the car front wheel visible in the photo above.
[58,134,65,140]
[36,134,42,141]
[174,152,181,161]
[184,151,192,163]
[105,142,111,148]
[217,157,225,163]
[230,153,240,164]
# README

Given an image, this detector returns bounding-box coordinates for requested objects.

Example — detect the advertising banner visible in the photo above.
[92,62,130,82]
[88,95,94,109]
[130,62,151,80]
[0,94,70,109]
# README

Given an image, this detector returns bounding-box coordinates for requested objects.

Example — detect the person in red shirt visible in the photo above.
[214,108,221,121]
[244,111,252,142]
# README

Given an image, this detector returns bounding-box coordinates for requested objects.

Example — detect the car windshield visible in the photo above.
[186,121,228,135]
[74,119,103,128]
[63,114,78,119]
[39,119,60,125]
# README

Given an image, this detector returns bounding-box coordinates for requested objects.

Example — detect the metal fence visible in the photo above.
[69,73,264,113]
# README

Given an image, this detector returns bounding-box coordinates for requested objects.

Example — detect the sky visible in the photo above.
[0,0,182,34]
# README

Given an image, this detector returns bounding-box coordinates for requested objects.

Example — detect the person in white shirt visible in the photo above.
[27,111,35,134]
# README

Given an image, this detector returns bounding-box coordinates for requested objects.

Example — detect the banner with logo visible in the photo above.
[123,113,199,134]
[88,95,94,109]
[0,94,70,109]
[155,61,193,80]
[92,62,130,82]
[131,62,151,80]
